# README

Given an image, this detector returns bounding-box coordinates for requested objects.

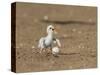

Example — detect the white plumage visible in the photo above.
[38,25,61,54]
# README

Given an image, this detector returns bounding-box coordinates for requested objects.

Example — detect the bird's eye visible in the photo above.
[50,28,52,29]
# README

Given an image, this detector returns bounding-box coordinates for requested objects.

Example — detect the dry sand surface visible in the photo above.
[15,2,97,72]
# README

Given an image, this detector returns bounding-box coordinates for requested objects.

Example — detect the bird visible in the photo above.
[38,25,61,53]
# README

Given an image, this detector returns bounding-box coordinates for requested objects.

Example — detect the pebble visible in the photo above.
[62,34,68,38]
[32,45,35,49]
[72,28,76,32]
[78,45,81,49]
[78,44,85,49]
[78,31,82,34]
[44,15,48,20]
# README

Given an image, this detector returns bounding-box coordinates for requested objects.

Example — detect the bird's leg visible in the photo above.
[56,39,61,48]
[49,46,52,54]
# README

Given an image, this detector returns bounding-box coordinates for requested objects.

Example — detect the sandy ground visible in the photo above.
[15,2,97,72]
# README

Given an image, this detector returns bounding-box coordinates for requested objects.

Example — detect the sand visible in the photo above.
[15,2,97,72]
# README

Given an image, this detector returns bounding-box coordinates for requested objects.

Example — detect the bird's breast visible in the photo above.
[45,38,53,46]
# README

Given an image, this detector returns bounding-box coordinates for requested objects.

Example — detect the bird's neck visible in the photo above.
[47,33,53,39]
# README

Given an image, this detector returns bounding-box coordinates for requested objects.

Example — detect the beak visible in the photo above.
[54,29,57,34]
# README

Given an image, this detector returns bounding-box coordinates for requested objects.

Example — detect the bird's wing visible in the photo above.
[55,39,61,47]
[38,37,45,48]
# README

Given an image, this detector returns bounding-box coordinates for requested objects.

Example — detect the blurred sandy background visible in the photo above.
[15,2,97,72]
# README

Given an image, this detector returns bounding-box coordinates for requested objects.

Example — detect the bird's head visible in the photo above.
[47,25,57,35]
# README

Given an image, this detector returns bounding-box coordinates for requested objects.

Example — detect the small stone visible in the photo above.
[82,46,85,48]
[44,15,48,20]
[62,34,68,38]
[78,45,81,49]
[32,45,35,49]
[78,44,85,49]
[72,28,76,32]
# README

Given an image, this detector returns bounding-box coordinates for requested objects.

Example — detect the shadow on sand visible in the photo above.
[40,20,96,25]
[59,52,80,55]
